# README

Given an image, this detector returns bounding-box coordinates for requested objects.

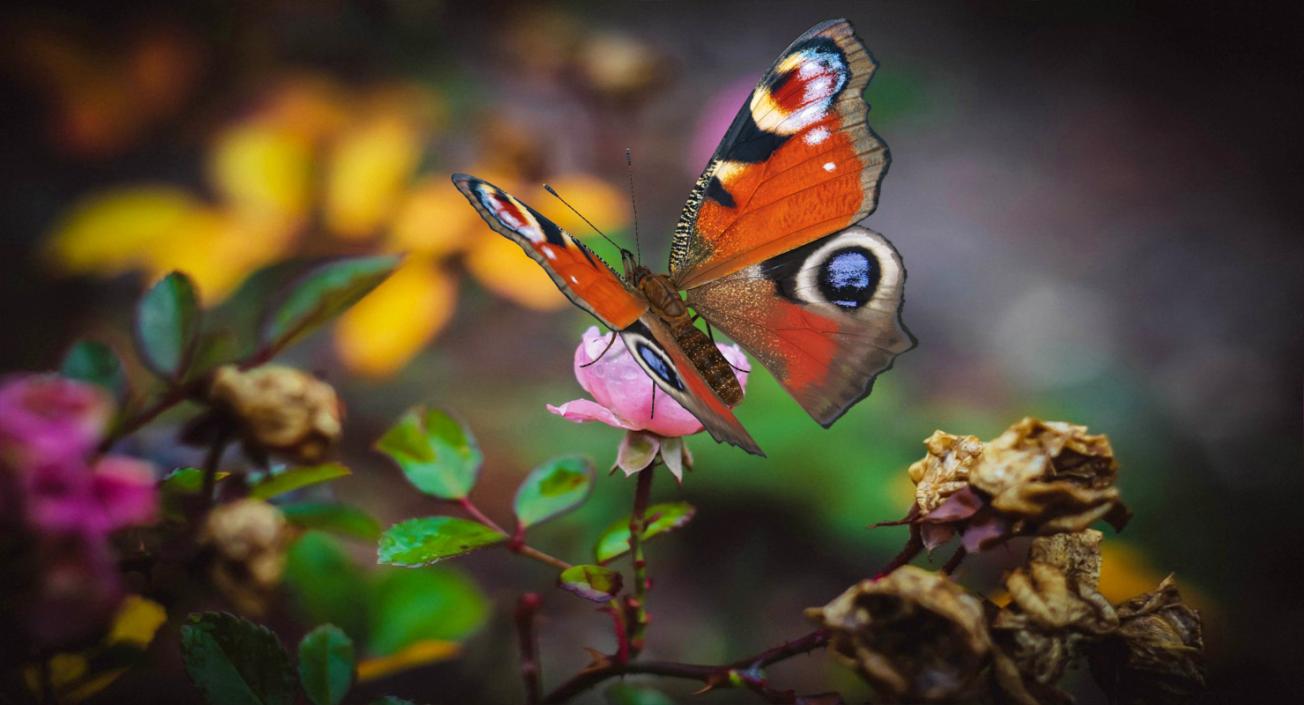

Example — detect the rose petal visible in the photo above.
[547,400,636,430]
[961,512,1011,553]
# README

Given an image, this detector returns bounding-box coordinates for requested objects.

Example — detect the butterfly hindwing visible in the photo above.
[619,316,762,456]
[686,226,913,427]
[670,18,888,290]
[452,174,647,330]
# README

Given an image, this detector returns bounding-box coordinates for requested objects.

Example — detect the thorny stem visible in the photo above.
[199,427,230,510]
[459,498,573,571]
[516,593,543,705]
[626,466,654,656]
[540,629,831,704]
[941,545,967,575]
[874,523,923,579]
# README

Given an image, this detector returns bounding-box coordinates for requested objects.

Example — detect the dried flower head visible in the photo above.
[895,418,1131,554]
[807,566,991,703]
[1088,575,1206,705]
[989,531,1119,705]
[208,365,342,464]
[200,498,292,616]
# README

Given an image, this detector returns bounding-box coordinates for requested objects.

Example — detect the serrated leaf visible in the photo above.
[377,517,505,567]
[260,255,399,353]
[298,625,354,705]
[135,272,202,380]
[61,340,127,398]
[180,612,295,705]
[604,683,676,705]
[559,564,624,602]
[594,502,697,564]
[514,456,593,528]
[281,502,380,540]
[376,407,481,499]
[367,566,489,656]
[248,463,351,500]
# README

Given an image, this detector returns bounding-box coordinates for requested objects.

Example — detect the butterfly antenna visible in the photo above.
[542,183,625,253]
[626,148,642,265]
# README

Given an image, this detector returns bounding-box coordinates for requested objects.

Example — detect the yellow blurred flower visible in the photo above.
[336,259,459,378]
[45,74,631,377]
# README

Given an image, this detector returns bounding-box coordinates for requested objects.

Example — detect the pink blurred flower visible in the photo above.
[548,326,748,481]
[24,453,157,536]
[0,374,112,466]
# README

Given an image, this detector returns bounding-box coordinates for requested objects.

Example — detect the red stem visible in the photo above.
[540,629,830,704]
[516,593,543,705]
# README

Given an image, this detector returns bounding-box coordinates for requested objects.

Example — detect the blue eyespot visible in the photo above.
[818,247,878,310]
[637,343,685,391]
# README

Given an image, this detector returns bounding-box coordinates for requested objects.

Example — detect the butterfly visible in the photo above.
[452,18,914,456]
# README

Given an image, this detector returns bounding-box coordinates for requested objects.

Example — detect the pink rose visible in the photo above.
[548,327,749,480]
[0,374,112,467]
[24,455,156,536]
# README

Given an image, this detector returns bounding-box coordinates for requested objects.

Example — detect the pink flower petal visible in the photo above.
[91,456,158,530]
[547,400,636,430]
[559,326,751,439]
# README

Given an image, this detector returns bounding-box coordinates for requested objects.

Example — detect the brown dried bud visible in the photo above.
[899,418,1130,555]
[200,498,292,616]
[807,566,991,703]
[989,531,1118,705]
[209,365,342,464]
[973,418,1128,534]
[569,32,672,106]
[1089,575,1206,705]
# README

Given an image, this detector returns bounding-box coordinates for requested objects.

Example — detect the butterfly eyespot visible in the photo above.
[818,247,879,310]
[636,341,685,392]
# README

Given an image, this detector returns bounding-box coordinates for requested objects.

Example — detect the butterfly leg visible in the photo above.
[649,380,657,419]
[580,329,619,368]
[696,314,751,374]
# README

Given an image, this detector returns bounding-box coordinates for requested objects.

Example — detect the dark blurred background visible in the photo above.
[2,1,1301,703]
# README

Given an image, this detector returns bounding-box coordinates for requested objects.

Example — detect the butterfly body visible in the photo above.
[453,19,914,456]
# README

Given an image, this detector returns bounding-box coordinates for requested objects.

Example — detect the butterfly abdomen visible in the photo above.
[671,320,743,407]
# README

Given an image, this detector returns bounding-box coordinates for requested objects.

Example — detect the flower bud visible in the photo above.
[807,566,991,703]
[200,498,292,615]
[209,365,342,464]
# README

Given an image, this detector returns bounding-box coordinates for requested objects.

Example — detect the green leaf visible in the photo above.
[260,255,399,353]
[61,340,127,398]
[366,567,489,656]
[180,612,296,705]
[558,564,624,602]
[135,271,201,379]
[298,625,354,705]
[514,456,593,528]
[604,683,676,705]
[160,468,230,520]
[248,463,351,500]
[376,407,481,499]
[284,532,369,641]
[377,517,505,567]
[594,502,697,564]
[281,502,381,541]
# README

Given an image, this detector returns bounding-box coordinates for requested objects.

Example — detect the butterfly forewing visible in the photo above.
[670,18,888,290]
[451,174,647,330]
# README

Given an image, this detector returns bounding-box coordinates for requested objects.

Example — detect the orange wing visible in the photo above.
[670,18,888,290]
[686,226,913,427]
[452,174,646,330]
